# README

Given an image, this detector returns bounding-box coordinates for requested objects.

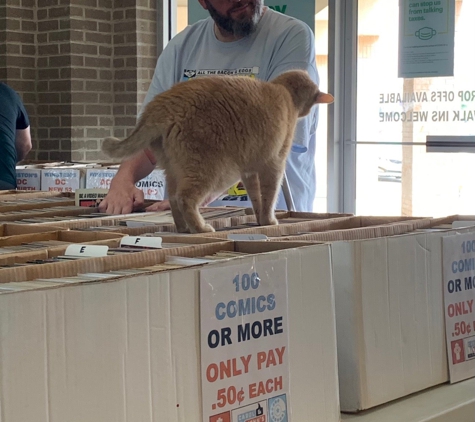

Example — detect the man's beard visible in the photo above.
[205,0,263,38]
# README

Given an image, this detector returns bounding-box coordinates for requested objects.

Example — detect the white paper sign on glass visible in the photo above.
[200,258,290,422]
[442,233,475,383]
[398,0,455,78]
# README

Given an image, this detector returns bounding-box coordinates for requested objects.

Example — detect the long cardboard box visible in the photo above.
[280,221,475,411]
[0,241,339,422]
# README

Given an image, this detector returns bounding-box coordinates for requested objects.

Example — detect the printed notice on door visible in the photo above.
[442,233,475,383]
[200,259,290,422]
[398,0,455,78]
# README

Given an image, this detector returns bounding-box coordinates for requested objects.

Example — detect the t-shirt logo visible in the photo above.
[183,69,197,79]
[182,67,260,81]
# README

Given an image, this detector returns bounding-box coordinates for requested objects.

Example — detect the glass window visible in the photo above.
[356,0,475,217]
[176,0,188,34]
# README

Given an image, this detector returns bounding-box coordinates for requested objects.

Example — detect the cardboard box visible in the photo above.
[85,168,118,190]
[86,168,166,200]
[41,168,86,192]
[0,241,339,422]
[15,168,42,191]
[133,169,166,200]
[280,221,475,412]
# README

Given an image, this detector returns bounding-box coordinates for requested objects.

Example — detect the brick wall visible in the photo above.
[0,0,160,162]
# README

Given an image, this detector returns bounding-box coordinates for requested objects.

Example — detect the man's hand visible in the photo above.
[145,199,171,211]
[99,184,145,214]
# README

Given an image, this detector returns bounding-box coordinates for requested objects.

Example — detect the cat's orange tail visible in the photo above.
[101,123,161,159]
[101,137,124,158]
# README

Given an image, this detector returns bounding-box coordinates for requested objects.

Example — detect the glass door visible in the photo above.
[355,0,475,217]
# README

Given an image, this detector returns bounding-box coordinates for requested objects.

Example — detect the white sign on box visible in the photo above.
[200,259,290,422]
[16,169,41,191]
[86,168,165,200]
[41,169,81,192]
[85,169,118,190]
[442,233,475,383]
[134,169,166,200]
[119,236,162,249]
[65,244,109,257]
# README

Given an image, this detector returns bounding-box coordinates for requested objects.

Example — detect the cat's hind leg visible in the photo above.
[175,179,215,233]
[256,160,286,226]
[166,173,189,233]
[240,172,263,225]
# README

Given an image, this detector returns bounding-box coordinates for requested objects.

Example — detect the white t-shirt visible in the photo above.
[141,9,320,212]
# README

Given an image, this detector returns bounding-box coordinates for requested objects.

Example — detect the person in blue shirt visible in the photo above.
[99,0,320,214]
[0,82,32,190]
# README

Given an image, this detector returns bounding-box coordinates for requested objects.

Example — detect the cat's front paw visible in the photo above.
[260,217,278,226]
[202,224,215,233]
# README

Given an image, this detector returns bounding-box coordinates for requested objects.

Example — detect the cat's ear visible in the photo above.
[315,91,334,104]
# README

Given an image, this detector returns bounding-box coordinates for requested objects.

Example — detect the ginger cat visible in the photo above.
[102,70,334,233]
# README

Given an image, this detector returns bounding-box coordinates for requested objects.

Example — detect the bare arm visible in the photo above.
[112,150,156,186]
[15,127,32,162]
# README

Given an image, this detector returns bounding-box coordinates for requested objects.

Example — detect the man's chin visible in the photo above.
[232,21,257,37]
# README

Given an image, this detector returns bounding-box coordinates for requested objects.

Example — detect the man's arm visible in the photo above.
[99,42,178,214]
[15,127,32,162]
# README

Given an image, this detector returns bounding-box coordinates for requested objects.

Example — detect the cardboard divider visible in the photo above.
[0,191,75,200]
[13,207,249,230]
[0,197,76,213]
[273,219,427,242]
[33,212,358,236]
[191,215,433,239]
[0,231,126,268]
[0,230,123,248]
[0,250,50,266]
[425,214,475,228]
[0,205,99,223]
[0,236,233,282]
[0,223,66,237]
[231,211,353,227]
